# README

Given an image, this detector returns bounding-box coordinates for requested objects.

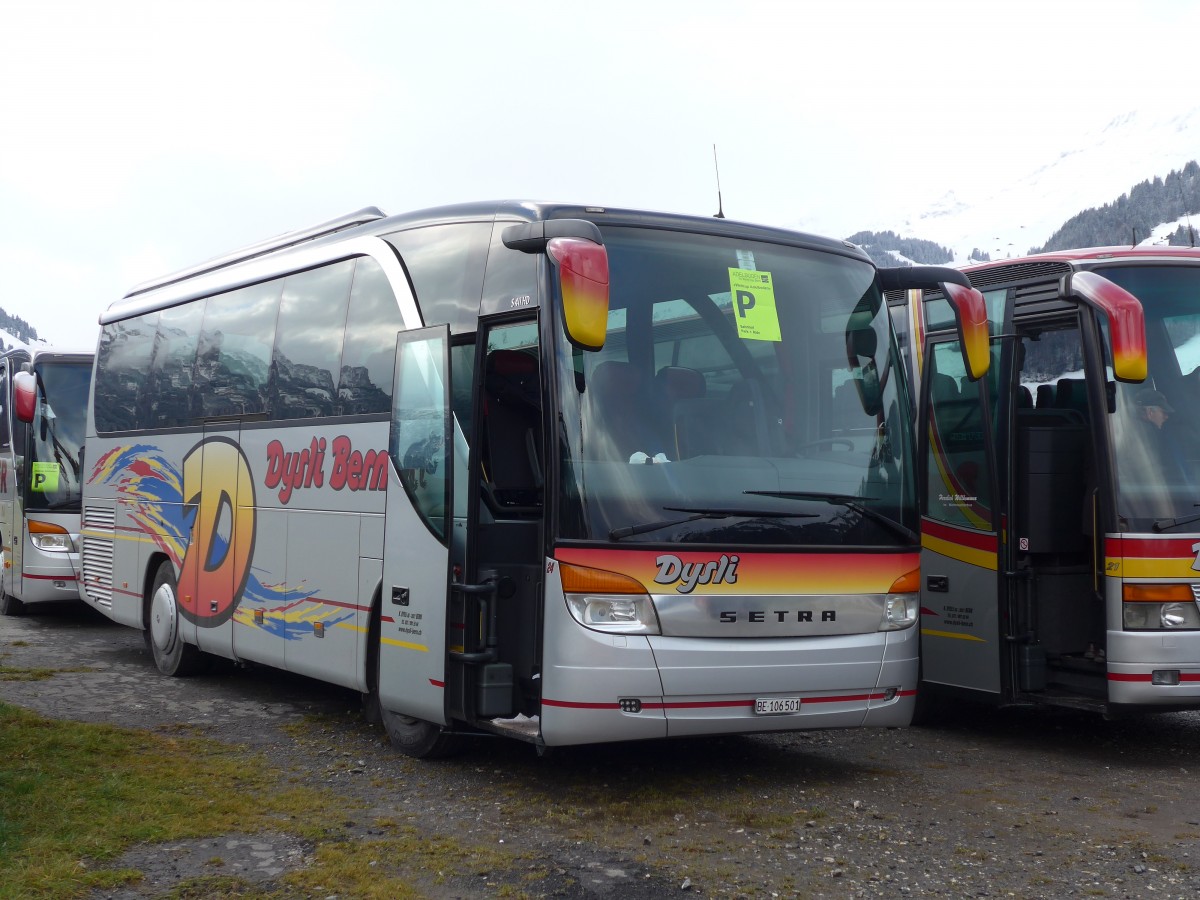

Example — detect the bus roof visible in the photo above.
[1,346,93,366]
[964,245,1200,272]
[117,200,872,306]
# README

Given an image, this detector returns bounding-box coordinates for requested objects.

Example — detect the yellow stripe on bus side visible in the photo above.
[1112,557,1199,579]
[920,533,998,571]
[381,636,428,652]
[921,628,987,642]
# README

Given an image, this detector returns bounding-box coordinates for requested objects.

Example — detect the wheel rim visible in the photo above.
[150,582,178,653]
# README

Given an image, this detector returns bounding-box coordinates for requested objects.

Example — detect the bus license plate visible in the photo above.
[755,697,801,715]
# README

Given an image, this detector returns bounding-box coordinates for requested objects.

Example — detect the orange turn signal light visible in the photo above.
[1123,583,1193,602]
[559,562,647,595]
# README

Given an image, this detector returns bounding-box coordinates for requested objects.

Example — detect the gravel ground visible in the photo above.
[3,601,1200,899]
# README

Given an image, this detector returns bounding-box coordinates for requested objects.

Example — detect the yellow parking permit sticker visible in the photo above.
[729,268,781,341]
[30,462,59,492]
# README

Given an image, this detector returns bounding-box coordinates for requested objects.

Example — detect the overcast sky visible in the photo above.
[2,0,1196,349]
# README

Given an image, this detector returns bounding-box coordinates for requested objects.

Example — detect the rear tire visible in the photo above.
[147,561,208,676]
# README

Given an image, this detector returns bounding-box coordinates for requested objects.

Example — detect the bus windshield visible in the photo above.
[553,226,916,547]
[26,361,90,512]
[1101,264,1200,529]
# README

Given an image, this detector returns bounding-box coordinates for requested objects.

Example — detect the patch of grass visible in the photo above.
[0,701,343,899]
[280,828,515,899]
[0,664,94,682]
[0,664,58,681]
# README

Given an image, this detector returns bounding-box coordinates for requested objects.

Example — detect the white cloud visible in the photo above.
[1,0,1198,348]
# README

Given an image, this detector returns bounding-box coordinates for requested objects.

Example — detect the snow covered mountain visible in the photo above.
[896,107,1200,264]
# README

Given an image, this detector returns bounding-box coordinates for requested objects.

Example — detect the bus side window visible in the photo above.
[148,302,204,429]
[339,257,404,416]
[95,313,158,432]
[195,281,281,419]
[273,261,354,420]
[0,364,9,447]
[481,323,542,511]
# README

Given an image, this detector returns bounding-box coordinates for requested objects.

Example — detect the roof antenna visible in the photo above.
[712,144,725,219]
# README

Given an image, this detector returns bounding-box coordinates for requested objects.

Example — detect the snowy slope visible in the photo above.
[898,107,1200,264]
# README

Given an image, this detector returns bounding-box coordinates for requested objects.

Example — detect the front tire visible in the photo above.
[380,708,461,759]
[370,605,460,758]
[147,561,208,676]
[0,591,25,616]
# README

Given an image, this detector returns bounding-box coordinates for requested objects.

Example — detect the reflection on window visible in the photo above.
[925,341,992,530]
[273,261,354,420]
[148,303,203,428]
[389,333,449,542]
[195,281,280,418]
[340,258,403,415]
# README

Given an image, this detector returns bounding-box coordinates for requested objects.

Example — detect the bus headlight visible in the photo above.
[880,594,919,631]
[559,561,661,635]
[879,568,920,631]
[565,594,660,634]
[1122,584,1200,630]
[28,520,71,552]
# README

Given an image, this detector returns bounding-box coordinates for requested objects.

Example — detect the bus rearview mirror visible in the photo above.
[548,236,609,352]
[12,371,36,424]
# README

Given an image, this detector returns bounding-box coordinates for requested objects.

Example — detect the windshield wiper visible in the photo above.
[609,506,816,541]
[743,490,917,543]
[1153,507,1200,532]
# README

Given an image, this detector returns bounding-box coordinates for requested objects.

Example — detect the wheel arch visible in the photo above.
[141,551,174,630]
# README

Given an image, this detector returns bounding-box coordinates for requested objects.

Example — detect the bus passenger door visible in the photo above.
[919,338,1003,696]
[378,326,452,726]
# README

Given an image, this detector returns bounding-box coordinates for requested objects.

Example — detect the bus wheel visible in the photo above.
[147,561,208,677]
[0,591,25,616]
[379,708,462,759]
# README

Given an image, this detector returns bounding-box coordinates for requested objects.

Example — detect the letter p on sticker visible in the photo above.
[736,290,756,317]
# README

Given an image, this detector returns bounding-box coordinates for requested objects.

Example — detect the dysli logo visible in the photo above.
[654,554,739,594]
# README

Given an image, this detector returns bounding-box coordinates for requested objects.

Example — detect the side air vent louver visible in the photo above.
[81,505,116,607]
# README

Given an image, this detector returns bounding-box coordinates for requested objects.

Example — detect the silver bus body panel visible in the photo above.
[538,558,917,747]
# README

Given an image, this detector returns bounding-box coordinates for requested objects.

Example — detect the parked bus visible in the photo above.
[895,245,1200,716]
[0,347,93,615]
[80,203,985,755]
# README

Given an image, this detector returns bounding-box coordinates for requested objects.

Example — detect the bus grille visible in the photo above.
[82,505,116,606]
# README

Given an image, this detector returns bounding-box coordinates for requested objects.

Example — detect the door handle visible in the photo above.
[926,575,949,592]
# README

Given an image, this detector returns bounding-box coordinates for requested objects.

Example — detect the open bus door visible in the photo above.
[377,325,455,753]
[918,323,1005,700]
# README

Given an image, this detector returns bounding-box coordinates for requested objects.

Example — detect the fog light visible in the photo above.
[619,698,643,713]
[1152,670,1181,686]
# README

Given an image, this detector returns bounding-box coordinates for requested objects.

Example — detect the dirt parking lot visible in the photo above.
[4,601,1200,898]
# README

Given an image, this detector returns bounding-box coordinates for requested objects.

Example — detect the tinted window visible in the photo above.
[0,363,9,447]
[27,362,91,511]
[385,223,489,333]
[148,301,204,428]
[482,223,538,316]
[95,313,158,432]
[195,281,280,418]
[924,340,992,530]
[273,261,353,420]
[339,257,404,415]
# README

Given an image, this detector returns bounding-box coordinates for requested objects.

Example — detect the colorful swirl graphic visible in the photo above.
[92,442,354,640]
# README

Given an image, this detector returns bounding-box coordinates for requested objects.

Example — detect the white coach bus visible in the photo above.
[80,203,985,756]
[0,347,93,615]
